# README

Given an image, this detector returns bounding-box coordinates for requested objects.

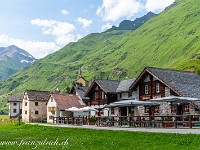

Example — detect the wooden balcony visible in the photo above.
[91,100,108,105]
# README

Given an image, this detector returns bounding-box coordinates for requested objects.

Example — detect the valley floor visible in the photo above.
[32,123,200,135]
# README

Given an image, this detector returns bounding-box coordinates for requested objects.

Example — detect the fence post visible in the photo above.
[189,115,192,129]
[174,115,177,128]
[149,115,152,127]
[161,116,164,128]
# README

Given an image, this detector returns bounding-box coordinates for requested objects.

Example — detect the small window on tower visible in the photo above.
[145,85,148,94]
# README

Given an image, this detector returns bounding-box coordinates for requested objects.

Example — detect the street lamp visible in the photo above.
[18,101,20,126]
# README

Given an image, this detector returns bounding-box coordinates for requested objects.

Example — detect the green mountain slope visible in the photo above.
[0,45,37,80]
[1,0,200,97]
[0,56,25,80]
[106,11,156,32]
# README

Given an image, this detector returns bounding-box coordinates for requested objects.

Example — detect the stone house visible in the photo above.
[7,94,22,118]
[47,93,86,123]
[22,90,50,123]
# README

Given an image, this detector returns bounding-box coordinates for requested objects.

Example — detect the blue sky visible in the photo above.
[0,0,175,58]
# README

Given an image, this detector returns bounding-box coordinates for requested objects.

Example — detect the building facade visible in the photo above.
[7,94,22,118]
[22,90,50,123]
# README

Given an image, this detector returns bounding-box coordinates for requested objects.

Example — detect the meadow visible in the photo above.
[0,116,200,150]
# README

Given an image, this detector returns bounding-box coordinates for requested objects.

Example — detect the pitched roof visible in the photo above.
[131,67,200,98]
[25,90,50,101]
[85,78,137,96]
[74,86,90,100]
[51,93,86,111]
[116,78,136,92]
[7,94,23,102]
[95,79,120,93]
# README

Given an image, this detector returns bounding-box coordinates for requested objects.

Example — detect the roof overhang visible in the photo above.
[104,99,159,108]
[149,96,200,103]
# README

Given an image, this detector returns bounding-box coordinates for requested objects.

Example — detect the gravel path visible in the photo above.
[32,123,200,134]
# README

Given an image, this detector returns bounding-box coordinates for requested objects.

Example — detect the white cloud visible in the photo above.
[96,0,143,21]
[0,34,59,59]
[31,19,75,36]
[101,23,112,31]
[145,0,175,13]
[31,19,79,46]
[77,17,93,28]
[61,9,69,15]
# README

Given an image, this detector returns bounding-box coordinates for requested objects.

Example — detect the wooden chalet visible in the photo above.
[130,67,200,116]
[85,79,120,116]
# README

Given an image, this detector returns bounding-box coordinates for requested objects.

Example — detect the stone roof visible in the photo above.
[95,79,120,93]
[116,78,136,92]
[25,90,50,101]
[85,79,136,96]
[7,94,23,102]
[131,67,200,98]
[148,67,200,98]
[74,86,90,100]
[51,93,86,111]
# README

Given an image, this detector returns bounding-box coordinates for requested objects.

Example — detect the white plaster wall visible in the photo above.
[9,102,22,117]
[47,97,57,123]
[117,92,137,100]
[22,94,30,123]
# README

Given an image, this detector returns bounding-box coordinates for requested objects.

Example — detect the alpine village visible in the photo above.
[2,0,200,149]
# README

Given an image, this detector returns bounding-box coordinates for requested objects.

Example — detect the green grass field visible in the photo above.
[0,119,200,150]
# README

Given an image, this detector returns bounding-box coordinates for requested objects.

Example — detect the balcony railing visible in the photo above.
[53,115,200,129]
[91,100,107,105]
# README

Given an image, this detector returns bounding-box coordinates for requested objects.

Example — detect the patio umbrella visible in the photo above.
[149,96,200,103]
[65,107,82,112]
[80,106,98,112]
[104,100,159,108]
[79,106,98,118]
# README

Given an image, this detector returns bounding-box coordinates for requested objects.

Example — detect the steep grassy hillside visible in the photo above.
[0,30,130,95]
[1,0,200,96]
[0,56,24,80]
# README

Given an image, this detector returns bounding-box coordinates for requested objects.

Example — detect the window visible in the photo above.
[128,92,132,97]
[101,92,105,99]
[49,116,54,120]
[154,106,160,113]
[35,102,38,106]
[156,83,160,93]
[111,108,114,115]
[13,103,17,106]
[35,111,39,114]
[51,97,53,102]
[13,109,17,113]
[119,93,122,99]
[171,105,176,113]
[25,111,27,114]
[105,94,107,99]
[25,102,27,106]
[144,106,150,113]
[144,85,148,94]
[183,104,189,112]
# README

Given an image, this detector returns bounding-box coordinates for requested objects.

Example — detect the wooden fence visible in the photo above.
[53,116,88,125]
[53,114,200,128]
